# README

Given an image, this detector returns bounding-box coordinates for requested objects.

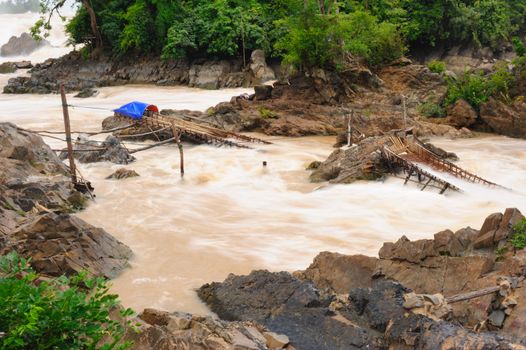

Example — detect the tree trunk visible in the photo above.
[81,0,103,51]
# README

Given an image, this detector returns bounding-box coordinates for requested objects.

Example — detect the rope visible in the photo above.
[67,104,114,112]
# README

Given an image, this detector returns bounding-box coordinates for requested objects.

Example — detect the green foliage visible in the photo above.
[445,65,515,109]
[445,72,491,110]
[258,107,279,119]
[495,246,507,261]
[0,252,134,350]
[120,0,156,52]
[510,218,526,251]
[513,37,526,57]
[275,4,404,69]
[427,60,446,74]
[38,0,526,68]
[418,100,445,118]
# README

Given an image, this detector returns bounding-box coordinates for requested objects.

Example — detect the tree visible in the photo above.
[32,0,103,55]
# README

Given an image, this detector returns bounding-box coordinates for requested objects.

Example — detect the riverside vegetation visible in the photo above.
[2,0,526,349]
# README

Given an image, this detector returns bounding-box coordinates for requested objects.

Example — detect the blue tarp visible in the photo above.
[113,101,158,119]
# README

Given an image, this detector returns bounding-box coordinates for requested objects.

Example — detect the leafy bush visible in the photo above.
[445,72,491,110]
[511,218,526,250]
[258,107,279,119]
[512,37,526,57]
[275,6,404,69]
[427,60,446,74]
[418,101,445,118]
[0,252,133,350]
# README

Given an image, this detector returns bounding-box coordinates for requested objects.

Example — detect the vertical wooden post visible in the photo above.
[347,110,353,147]
[171,124,184,178]
[402,95,407,134]
[60,84,77,184]
[178,139,184,178]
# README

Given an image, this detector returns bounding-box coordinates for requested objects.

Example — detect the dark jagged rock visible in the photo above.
[309,136,389,183]
[479,97,526,139]
[3,50,276,93]
[0,122,132,279]
[199,272,526,349]
[0,33,48,57]
[60,135,135,164]
[0,62,16,74]
[9,213,132,278]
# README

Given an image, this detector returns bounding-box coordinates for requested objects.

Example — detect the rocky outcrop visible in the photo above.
[199,272,525,350]
[124,308,292,350]
[446,99,478,128]
[479,97,526,139]
[0,62,16,74]
[3,50,276,93]
[309,136,388,183]
[0,122,132,279]
[198,209,526,349]
[9,213,132,278]
[60,135,135,164]
[250,50,276,83]
[0,33,49,57]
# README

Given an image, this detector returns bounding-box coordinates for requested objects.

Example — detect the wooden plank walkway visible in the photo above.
[382,136,508,194]
[381,147,461,194]
[118,112,271,148]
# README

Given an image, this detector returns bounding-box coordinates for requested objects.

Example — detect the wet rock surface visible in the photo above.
[10,213,132,278]
[0,33,49,57]
[479,97,526,139]
[199,209,526,349]
[106,168,140,180]
[3,50,275,93]
[60,135,135,164]
[309,136,389,184]
[0,122,132,278]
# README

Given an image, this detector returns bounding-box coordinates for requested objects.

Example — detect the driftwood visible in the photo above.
[446,286,501,304]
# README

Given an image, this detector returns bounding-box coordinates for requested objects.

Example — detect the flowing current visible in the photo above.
[1,13,526,315]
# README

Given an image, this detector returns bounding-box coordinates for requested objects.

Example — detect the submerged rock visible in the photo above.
[106,168,140,180]
[74,87,98,98]
[0,62,16,74]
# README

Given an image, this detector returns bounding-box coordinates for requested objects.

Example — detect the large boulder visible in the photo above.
[60,135,135,164]
[296,252,377,293]
[445,99,478,128]
[188,60,247,89]
[249,50,275,83]
[479,97,526,138]
[9,213,132,278]
[309,136,389,183]
[0,122,132,279]
[0,62,16,74]
[0,33,49,57]
[199,271,525,350]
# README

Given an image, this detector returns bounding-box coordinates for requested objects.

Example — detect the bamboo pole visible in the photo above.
[60,85,77,184]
